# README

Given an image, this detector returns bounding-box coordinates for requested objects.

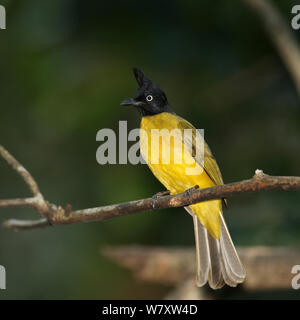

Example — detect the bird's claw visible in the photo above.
[151,190,170,209]
[184,185,199,197]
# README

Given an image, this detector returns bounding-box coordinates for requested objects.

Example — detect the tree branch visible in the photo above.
[242,0,300,97]
[1,145,300,231]
[102,245,300,291]
[0,145,52,218]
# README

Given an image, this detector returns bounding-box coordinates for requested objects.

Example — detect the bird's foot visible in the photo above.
[151,190,170,209]
[184,185,199,197]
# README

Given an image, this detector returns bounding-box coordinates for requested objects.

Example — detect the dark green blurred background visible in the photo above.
[1,0,300,299]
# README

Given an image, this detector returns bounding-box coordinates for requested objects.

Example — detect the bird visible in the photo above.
[121,68,245,289]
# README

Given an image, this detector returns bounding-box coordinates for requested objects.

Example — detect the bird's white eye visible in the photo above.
[146,95,153,102]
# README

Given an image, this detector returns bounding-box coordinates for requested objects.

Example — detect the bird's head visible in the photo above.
[121,68,173,116]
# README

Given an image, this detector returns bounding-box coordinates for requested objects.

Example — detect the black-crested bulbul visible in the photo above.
[121,68,245,289]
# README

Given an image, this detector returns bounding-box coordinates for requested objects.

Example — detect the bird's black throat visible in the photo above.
[137,104,174,118]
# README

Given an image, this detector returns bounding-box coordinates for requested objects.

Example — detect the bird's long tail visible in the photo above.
[185,207,245,289]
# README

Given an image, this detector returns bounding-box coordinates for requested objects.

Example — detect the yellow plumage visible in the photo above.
[140,112,223,239]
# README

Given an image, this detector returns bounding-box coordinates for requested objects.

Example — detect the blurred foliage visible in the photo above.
[0,0,300,299]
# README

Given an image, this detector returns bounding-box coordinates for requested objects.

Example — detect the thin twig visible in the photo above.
[0,197,36,208]
[0,146,41,196]
[2,218,50,230]
[242,0,300,97]
[0,145,51,218]
[1,145,300,231]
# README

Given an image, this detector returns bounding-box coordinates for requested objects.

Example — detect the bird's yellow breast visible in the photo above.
[140,112,221,238]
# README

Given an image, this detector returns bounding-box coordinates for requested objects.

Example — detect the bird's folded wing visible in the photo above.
[177,116,223,185]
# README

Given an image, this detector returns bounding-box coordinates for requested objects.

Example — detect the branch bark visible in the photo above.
[1,145,300,231]
[102,245,300,291]
[242,0,300,97]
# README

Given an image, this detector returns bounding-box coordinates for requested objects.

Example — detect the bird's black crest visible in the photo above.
[133,68,144,87]
[133,67,155,89]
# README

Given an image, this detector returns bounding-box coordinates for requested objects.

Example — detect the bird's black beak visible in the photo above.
[120,98,142,107]
[120,98,134,106]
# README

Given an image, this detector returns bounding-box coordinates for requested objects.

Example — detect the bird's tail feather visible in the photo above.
[219,213,245,285]
[191,214,209,286]
[185,207,245,289]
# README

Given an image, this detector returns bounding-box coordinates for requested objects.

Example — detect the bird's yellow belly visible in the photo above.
[140,113,221,238]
